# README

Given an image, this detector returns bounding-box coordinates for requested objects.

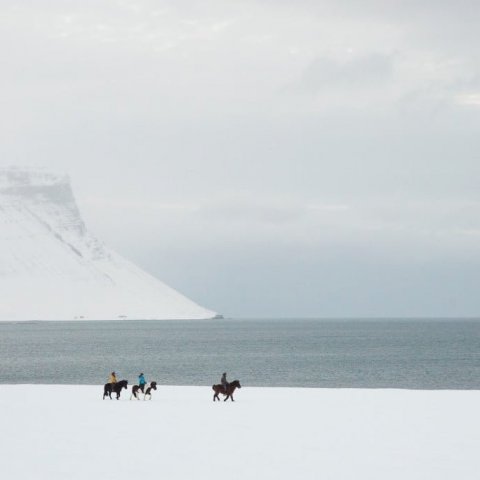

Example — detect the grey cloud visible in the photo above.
[1,0,480,316]
[296,53,394,93]
[196,199,306,225]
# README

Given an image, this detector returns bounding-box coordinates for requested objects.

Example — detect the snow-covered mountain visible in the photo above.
[0,167,216,321]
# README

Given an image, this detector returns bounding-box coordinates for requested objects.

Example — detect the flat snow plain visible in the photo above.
[0,385,478,480]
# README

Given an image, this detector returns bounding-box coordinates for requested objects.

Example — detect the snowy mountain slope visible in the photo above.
[0,167,216,320]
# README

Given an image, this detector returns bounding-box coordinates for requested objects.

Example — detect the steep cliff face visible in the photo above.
[0,167,216,321]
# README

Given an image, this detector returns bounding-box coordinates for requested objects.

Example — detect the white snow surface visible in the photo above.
[0,167,216,320]
[0,385,478,480]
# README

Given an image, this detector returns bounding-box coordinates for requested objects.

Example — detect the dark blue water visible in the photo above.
[0,319,479,389]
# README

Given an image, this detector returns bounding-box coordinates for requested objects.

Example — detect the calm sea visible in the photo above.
[0,319,479,389]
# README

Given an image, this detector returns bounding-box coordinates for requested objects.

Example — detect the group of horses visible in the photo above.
[103,379,242,401]
[103,380,157,400]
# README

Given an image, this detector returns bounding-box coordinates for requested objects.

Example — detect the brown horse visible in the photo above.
[212,379,241,402]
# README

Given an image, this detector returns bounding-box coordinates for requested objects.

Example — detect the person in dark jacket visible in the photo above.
[221,372,228,393]
[138,373,147,393]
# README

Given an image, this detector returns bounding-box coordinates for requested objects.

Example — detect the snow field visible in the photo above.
[0,385,478,480]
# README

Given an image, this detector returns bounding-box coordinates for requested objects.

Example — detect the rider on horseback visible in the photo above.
[221,372,228,394]
[108,371,117,386]
[138,373,147,393]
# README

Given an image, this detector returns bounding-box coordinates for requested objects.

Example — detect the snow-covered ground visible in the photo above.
[0,385,478,479]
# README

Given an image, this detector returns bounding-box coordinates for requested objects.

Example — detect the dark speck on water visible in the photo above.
[0,318,479,389]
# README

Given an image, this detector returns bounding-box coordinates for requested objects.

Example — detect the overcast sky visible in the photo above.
[1,1,480,317]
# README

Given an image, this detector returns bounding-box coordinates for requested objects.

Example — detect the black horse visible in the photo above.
[103,380,128,400]
[212,380,241,402]
[131,381,158,400]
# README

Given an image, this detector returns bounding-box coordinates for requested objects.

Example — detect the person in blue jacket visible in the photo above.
[138,373,147,393]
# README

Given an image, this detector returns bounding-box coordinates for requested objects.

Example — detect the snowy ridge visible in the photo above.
[0,167,216,320]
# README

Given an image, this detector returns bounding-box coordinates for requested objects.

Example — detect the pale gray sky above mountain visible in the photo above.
[1,1,480,317]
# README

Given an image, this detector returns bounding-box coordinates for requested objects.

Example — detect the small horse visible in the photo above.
[144,381,157,400]
[130,384,142,400]
[103,380,128,400]
[131,381,157,400]
[212,380,241,402]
